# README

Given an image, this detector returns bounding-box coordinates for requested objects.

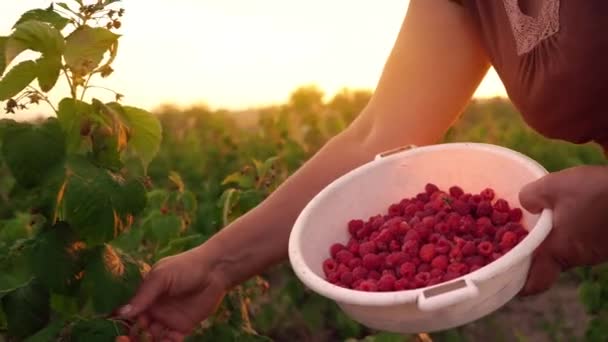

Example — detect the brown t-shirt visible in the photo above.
[454,0,608,151]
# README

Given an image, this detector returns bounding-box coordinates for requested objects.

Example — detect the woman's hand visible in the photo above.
[117,245,229,341]
[519,165,608,295]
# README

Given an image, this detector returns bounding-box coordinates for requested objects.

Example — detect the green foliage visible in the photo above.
[0,61,38,101]
[70,318,127,341]
[1,280,50,339]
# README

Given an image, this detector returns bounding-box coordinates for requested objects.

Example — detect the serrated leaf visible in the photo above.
[71,318,126,342]
[23,318,65,342]
[81,245,142,314]
[65,26,119,75]
[1,118,66,188]
[579,280,602,314]
[13,7,70,31]
[0,37,7,76]
[117,105,162,172]
[62,157,146,245]
[57,98,92,153]
[142,212,182,246]
[29,222,85,294]
[36,54,61,92]
[8,21,64,64]
[1,280,50,339]
[0,60,37,101]
[56,3,72,12]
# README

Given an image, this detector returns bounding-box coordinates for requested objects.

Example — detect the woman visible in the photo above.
[118,0,608,340]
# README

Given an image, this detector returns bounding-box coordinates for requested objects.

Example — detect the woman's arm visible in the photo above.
[207,0,491,287]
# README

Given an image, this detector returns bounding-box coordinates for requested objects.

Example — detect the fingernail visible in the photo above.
[119,304,132,316]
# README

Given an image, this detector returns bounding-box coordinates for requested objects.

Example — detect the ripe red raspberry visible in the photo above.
[462,241,477,256]
[446,213,461,231]
[404,228,421,242]
[394,278,410,290]
[458,216,475,234]
[368,270,381,280]
[416,192,430,203]
[449,246,463,262]
[428,276,444,286]
[449,185,464,198]
[404,203,418,217]
[399,262,416,278]
[336,250,354,264]
[515,227,529,239]
[388,203,402,216]
[493,199,510,212]
[470,194,483,204]
[452,200,471,216]
[356,226,372,240]
[430,268,445,278]
[461,193,472,202]
[337,263,350,274]
[436,210,448,222]
[470,265,482,273]
[327,271,339,283]
[414,224,432,240]
[435,239,452,254]
[418,263,431,273]
[443,271,460,282]
[352,266,368,280]
[495,226,508,243]
[348,257,362,269]
[389,240,401,252]
[491,252,503,261]
[429,233,441,244]
[358,280,378,292]
[358,241,376,256]
[431,255,449,270]
[425,183,440,194]
[382,269,396,277]
[477,241,494,256]
[386,252,408,268]
[347,239,359,253]
[419,243,436,262]
[509,208,523,222]
[422,216,437,230]
[476,201,493,217]
[397,221,411,235]
[447,262,469,275]
[323,259,338,275]
[352,279,363,289]
[340,271,354,286]
[500,231,518,251]
[378,274,397,291]
[348,219,364,237]
[435,222,450,235]
[402,240,420,257]
[378,252,389,267]
[480,188,495,201]
[362,253,382,270]
[330,243,345,258]
[464,255,486,267]
[491,211,510,226]
[415,272,431,288]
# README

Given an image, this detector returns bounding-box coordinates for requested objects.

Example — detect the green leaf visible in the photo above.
[65,26,119,75]
[62,157,147,245]
[0,36,7,76]
[1,280,50,340]
[71,318,126,342]
[81,245,142,314]
[23,318,65,342]
[29,222,85,294]
[4,37,27,70]
[36,54,62,92]
[222,171,255,188]
[142,212,182,246]
[56,3,72,12]
[0,60,37,101]
[57,98,92,153]
[8,21,64,64]
[0,243,34,295]
[13,7,70,31]
[1,118,66,188]
[116,104,162,172]
[579,280,602,314]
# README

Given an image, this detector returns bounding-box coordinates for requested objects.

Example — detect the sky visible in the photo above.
[0,0,507,118]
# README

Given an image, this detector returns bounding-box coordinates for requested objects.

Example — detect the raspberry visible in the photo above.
[402,240,420,257]
[352,279,364,289]
[469,265,481,273]
[422,216,437,230]
[428,276,444,286]
[397,221,411,235]
[491,252,503,261]
[337,263,350,274]
[435,239,452,254]
[462,241,477,256]
[446,214,461,231]
[418,263,431,273]
[515,228,529,239]
[336,250,354,264]
[425,183,440,194]
[359,241,376,256]
[476,201,493,217]
[429,233,441,244]
[452,200,471,216]
[330,243,345,258]
[461,193,472,202]
[404,203,418,217]
[394,278,410,290]
[386,252,407,268]
[447,262,469,275]
[416,192,430,203]
[443,271,460,282]
[340,271,354,286]
[436,210,448,222]
[414,224,432,240]
[362,253,382,270]
[389,240,401,252]
[356,227,372,239]
[435,222,450,235]
[470,194,483,204]
[491,211,509,226]
[495,226,508,243]
[368,270,381,280]
[327,271,339,283]
[323,259,338,275]
[500,231,518,251]
[464,255,486,267]
[404,229,421,242]
[388,203,402,216]
[477,241,494,256]
[431,255,449,270]
[348,219,364,237]
[382,269,396,277]
[378,274,397,291]
[347,239,359,253]
[480,188,495,201]
[399,262,416,278]
[430,268,444,278]
[493,199,510,212]
[414,272,431,288]
[509,208,523,222]
[358,280,378,292]
[348,257,362,269]
[449,246,463,261]
[378,252,389,267]
[449,185,464,198]
[352,266,368,280]
[458,216,475,234]
[419,243,436,262]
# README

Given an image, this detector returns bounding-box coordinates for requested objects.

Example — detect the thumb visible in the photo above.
[519,176,554,214]
[118,272,165,318]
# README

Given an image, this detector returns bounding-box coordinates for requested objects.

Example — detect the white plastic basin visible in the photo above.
[288,142,553,333]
